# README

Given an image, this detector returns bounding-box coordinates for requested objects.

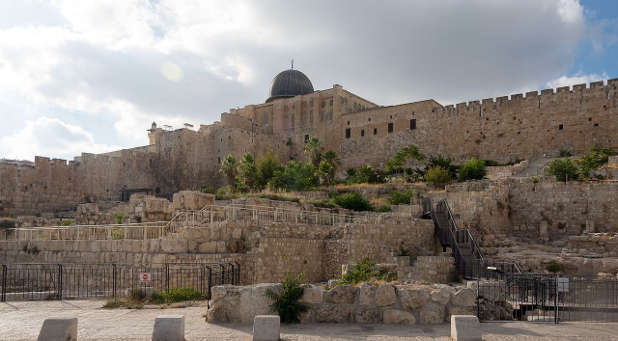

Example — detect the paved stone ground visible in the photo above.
[1,300,618,340]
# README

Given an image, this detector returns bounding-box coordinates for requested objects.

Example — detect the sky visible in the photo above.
[0,0,617,161]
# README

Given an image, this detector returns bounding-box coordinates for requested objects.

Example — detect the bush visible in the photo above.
[385,145,425,174]
[346,164,386,184]
[547,158,579,182]
[426,155,458,179]
[376,205,391,212]
[160,286,203,303]
[61,219,74,226]
[266,273,308,324]
[388,189,415,205]
[215,185,237,200]
[268,161,319,191]
[576,147,613,179]
[201,184,215,194]
[111,230,124,240]
[340,258,376,284]
[458,158,487,181]
[424,166,452,188]
[333,192,373,211]
[0,218,17,229]
[113,213,124,224]
[309,199,337,209]
[546,261,562,273]
[256,150,282,190]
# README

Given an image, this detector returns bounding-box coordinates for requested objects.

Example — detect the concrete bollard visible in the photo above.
[152,315,185,341]
[37,318,78,341]
[450,315,482,341]
[252,315,280,341]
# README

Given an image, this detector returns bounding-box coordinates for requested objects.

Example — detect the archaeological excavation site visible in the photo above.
[1,68,617,327]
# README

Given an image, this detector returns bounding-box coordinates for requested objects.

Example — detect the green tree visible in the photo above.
[385,145,425,174]
[458,157,487,181]
[318,150,339,185]
[304,137,323,167]
[346,164,386,184]
[238,153,259,191]
[424,166,452,188]
[256,150,281,190]
[219,154,238,190]
[426,154,458,179]
[548,158,579,182]
[269,161,319,191]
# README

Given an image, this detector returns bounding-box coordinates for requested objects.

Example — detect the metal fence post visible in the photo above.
[57,264,63,300]
[554,274,559,324]
[206,266,212,300]
[220,264,225,284]
[112,264,117,298]
[1,265,6,302]
[165,264,170,293]
[476,278,480,320]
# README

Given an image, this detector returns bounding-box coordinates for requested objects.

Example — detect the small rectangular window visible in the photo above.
[304,134,309,143]
[345,128,351,138]
[361,129,365,137]
[410,119,416,130]
[388,122,393,133]
[558,124,563,130]
[373,128,377,135]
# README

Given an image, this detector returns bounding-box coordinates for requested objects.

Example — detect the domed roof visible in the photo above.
[266,69,314,102]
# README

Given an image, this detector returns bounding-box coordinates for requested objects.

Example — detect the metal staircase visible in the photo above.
[428,198,521,280]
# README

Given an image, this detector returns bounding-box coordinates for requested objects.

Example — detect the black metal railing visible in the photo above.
[478,274,618,323]
[0,262,240,302]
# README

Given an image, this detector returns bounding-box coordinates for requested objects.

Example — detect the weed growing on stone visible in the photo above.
[266,273,308,323]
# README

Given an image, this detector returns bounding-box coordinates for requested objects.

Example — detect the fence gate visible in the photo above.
[477,275,618,323]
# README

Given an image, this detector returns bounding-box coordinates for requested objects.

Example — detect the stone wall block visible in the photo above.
[397,285,430,310]
[375,285,397,307]
[315,304,352,323]
[383,309,416,324]
[324,285,358,304]
[419,302,445,324]
[354,309,381,323]
[300,285,324,305]
[358,283,376,306]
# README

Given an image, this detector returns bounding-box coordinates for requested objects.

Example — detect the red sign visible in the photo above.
[139,272,151,282]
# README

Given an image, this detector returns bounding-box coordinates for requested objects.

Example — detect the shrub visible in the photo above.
[576,146,613,179]
[268,161,319,191]
[458,158,487,181]
[346,164,386,184]
[376,205,391,212]
[266,273,308,324]
[201,184,215,194]
[424,166,452,188]
[426,154,458,179]
[546,261,562,273]
[215,185,236,200]
[160,286,203,303]
[111,230,124,240]
[0,218,17,229]
[388,189,415,205]
[385,145,425,174]
[333,192,373,211]
[340,258,376,284]
[309,199,337,209]
[559,149,573,157]
[547,158,579,182]
[113,213,124,224]
[61,219,74,226]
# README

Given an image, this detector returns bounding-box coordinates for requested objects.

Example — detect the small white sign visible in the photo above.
[139,272,152,282]
[557,277,569,293]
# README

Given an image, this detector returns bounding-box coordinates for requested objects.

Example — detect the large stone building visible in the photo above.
[1,68,617,216]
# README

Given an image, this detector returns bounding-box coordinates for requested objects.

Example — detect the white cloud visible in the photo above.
[0,117,120,161]
[0,0,604,160]
[546,72,609,88]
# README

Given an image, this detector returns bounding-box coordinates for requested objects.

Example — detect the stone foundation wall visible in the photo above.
[205,283,476,324]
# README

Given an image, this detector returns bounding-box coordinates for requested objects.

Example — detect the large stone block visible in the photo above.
[451,288,476,307]
[173,191,215,211]
[252,315,280,341]
[37,318,77,341]
[358,283,376,305]
[397,285,430,310]
[383,309,416,324]
[300,285,324,304]
[315,304,352,323]
[152,315,185,341]
[324,285,358,304]
[375,285,397,307]
[450,315,482,341]
[419,303,445,324]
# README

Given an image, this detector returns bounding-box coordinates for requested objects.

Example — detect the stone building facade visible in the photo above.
[1,68,617,216]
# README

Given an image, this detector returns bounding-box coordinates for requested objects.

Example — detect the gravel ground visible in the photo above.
[1,300,617,340]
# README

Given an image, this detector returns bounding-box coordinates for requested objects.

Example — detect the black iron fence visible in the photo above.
[477,274,618,323]
[0,262,240,302]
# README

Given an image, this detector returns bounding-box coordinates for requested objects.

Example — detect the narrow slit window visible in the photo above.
[558,124,563,130]
[345,128,351,138]
[388,122,393,133]
[361,129,365,137]
[373,128,377,135]
[410,119,416,130]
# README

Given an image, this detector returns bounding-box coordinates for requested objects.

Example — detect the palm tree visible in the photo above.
[219,154,238,190]
[304,137,323,167]
[319,150,340,185]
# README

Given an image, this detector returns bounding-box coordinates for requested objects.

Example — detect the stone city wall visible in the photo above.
[205,283,476,324]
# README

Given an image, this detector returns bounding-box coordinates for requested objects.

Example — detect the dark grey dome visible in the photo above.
[266,69,314,102]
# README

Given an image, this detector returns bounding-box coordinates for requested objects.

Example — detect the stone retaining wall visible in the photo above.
[205,283,475,324]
